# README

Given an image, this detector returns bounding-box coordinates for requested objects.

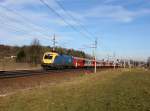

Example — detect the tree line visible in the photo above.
[147,57,150,68]
[0,39,91,64]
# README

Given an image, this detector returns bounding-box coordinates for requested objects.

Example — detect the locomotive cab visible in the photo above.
[41,52,58,69]
[43,53,53,64]
[42,52,58,64]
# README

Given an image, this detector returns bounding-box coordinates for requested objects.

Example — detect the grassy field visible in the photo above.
[0,69,150,111]
[0,59,41,71]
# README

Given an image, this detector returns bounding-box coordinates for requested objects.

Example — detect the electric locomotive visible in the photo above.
[41,52,120,70]
[41,52,74,69]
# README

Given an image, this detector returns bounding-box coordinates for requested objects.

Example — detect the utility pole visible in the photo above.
[113,52,116,69]
[128,60,131,69]
[124,59,126,69]
[107,54,110,61]
[82,38,98,73]
[52,34,56,52]
[94,38,97,73]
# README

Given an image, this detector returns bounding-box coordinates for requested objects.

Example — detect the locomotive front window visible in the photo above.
[44,54,53,59]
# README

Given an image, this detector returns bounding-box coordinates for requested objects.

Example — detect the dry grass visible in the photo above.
[0,59,41,71]
[0,69,150,111]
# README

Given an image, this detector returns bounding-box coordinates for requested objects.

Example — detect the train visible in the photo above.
[41,52,121,70]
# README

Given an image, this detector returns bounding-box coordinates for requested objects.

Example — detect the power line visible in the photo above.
[0,5,51,40]
[0,16,34,36]
[0,14,51,42]
[39,0,93,41]
[0,17,50,44]
[55,0,97,39]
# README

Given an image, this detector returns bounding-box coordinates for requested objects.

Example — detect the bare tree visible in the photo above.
[16,48,26,62]
[28,39,42,65]
[147,57,150,68]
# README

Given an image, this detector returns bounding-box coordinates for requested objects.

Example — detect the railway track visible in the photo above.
[0,69,93,79]
[0,70,47,79]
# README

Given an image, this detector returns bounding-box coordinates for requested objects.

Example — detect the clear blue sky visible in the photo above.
[0,0,150,60]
